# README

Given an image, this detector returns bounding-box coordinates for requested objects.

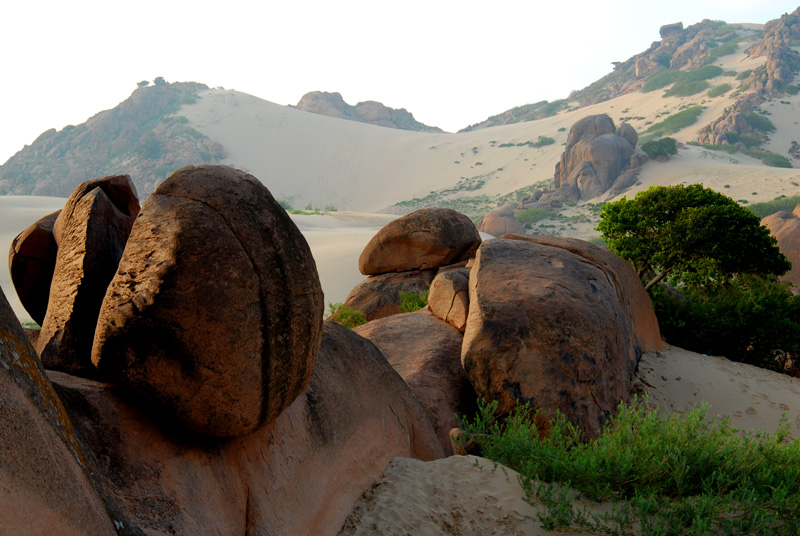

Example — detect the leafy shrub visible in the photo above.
[326,302,367,328]
[736,69,753,80]
[642,70,681,92]
[664,79,709,97]
[703,39,741,64]
[459,397,800,536]
[641,106,703,139]
[640,137,677,159]
[748,195,800,218]
[399,290,429,313]
[515,207,557,224]
[651,276,800,371]
[682,65,724,82]
[707,82,732,97]
[740,147,792,167]
[744,112,776,133]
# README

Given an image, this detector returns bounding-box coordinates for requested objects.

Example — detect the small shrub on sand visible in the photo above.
[460,397,800,535]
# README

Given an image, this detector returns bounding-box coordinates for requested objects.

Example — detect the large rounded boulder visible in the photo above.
[92,165,324,437]
[461,237,659,438]
[358,208,480,275]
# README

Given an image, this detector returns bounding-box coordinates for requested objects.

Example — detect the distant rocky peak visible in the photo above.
[293,91,443,133]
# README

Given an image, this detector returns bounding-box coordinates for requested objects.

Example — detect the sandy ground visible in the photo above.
[0,198,390,323]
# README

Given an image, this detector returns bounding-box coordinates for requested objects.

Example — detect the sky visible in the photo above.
[1,0,797,164]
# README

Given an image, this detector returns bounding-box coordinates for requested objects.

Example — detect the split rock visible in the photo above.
[92,165,323,437]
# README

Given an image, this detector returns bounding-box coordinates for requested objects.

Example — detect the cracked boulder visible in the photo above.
[461,237,660,439]
[91,165,324,438]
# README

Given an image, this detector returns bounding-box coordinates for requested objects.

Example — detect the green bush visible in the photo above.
[703,40,741,64]
[326,302,367,328]
[642,106,704,139]
[744,112,776,133]
[664,79,709,97]
[640,137,677,159]
[682,65,724,82]
[399,290,429,313]
[651,276,800,371]
[642,70,681,92]
[748,195,800,218]
[515,207,557,224]
[736,69,753,80]
[460,396,800,535]
[707,82,732,97]
[740,147,792,167]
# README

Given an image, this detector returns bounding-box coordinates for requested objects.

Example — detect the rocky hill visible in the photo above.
[293,91,443,133]
[463,9,800,133]
[0,82,227,197]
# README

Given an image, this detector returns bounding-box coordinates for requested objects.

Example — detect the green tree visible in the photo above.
[154,76,166,86]
[137,80,150,88]
[597,184,790,291]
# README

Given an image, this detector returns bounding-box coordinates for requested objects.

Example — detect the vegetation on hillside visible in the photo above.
[459,397,800,535]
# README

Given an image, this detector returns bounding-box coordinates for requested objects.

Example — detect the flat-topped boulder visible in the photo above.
[359,208,480,275]
[92,165,324,437]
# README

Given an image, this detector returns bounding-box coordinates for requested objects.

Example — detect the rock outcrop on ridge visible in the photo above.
[294,91,444,132]
[548,114,640,202]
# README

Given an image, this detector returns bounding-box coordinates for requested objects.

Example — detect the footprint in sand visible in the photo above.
[746,407,757,415]
[781,403,790,411]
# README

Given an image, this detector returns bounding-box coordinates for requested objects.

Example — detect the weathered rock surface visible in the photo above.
[36,175,139,375]
[505,235,663,354]
[461,237,659,438]
[477,207,525,237]
[359,208,481,275]
[92,165,323,438]
[294,91,444,133]
[762,206,800,291]
[0,286,117,536]
[747,9,800,91]
[343,270,436,321]
[660,22,684,38]
[55,320,442,536]
[8,210,60,325]
[551,115,637,201]
[355,309,473,455]
[428,268,470,332]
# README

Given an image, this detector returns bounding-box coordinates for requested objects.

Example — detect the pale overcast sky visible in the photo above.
[1,1,797,164]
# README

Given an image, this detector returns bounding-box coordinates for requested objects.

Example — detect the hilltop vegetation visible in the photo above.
[0,81,226,197]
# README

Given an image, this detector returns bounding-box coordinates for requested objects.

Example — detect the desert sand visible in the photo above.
[0,198,393,323]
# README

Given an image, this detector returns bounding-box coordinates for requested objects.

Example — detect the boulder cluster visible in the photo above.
[343,208,662,450]
[3,168,663,535]
[3,165,441,535]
